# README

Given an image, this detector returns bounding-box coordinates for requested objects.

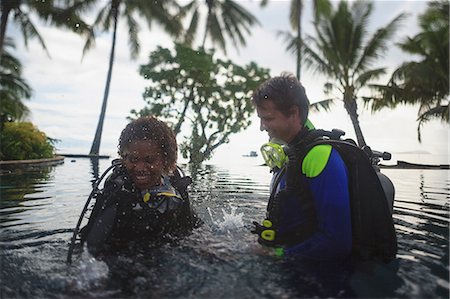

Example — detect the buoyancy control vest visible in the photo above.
[253,129,397,262]
[66,160,199,263]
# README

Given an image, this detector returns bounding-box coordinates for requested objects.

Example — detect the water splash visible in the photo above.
[208,205,245,232]
[68,246,109,291]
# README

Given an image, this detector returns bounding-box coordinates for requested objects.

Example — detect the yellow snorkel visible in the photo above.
[260,119,315,169]
[260,142,288,169]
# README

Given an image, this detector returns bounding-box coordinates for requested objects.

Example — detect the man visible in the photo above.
[251,73,352,260]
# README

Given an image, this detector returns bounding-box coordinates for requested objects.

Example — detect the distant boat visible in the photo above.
[243,151,258,157]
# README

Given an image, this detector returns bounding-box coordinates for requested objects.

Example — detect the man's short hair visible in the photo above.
[252,72,310,124]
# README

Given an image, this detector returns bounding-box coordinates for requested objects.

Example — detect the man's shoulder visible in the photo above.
[301,144,332,178]
[301,144,345,178]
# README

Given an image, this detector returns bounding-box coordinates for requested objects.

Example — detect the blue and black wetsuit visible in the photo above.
[80,166,200,255]
[254,127,397,262]
[257,129,353,260]
[272,141,352,260]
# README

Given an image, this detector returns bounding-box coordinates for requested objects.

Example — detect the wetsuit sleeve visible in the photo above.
[283,147,352,260]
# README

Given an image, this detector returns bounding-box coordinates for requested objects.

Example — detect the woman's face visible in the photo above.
[122,140,165,190]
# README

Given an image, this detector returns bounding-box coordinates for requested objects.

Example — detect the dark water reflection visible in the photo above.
[0,159,448,298]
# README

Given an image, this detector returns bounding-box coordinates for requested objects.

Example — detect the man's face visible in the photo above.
[256,100,302,143]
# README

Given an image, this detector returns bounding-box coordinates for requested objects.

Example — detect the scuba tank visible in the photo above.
[362,145,395,214]
[253,128,398,261]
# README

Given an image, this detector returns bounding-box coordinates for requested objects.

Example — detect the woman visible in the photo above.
[81,116,201,255]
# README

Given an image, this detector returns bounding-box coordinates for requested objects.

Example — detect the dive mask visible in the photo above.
[260,142,288,169]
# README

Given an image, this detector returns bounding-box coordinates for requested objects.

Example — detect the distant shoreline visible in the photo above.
[380,160,449,170]
[0,156,65,168]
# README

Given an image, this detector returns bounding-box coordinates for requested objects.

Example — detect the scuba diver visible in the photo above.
[250,73,397,261]
[67,116,201,262]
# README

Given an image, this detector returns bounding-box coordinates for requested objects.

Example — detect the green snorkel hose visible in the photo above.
[66,159,121,264]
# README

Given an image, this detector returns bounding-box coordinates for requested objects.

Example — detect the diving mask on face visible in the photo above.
[260,142,288,169]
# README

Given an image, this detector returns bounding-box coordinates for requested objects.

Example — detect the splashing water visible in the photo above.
[68,246,109,291]
[208,205,245,232]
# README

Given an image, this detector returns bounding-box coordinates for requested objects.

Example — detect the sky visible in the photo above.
[9,0,449,165]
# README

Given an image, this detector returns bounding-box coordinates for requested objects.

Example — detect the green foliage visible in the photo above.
[81,0,182,59]
[0,122,55,160]
[0,37,32,124]
[302,0,405,146]
[180,0,260,55]
[77,0,182,155]
[0,0,91,57]
[277,0,332,79]
[132,43,270,165]
[371,1,449,142]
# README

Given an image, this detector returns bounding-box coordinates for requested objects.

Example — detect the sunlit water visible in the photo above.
[0,157,448,298]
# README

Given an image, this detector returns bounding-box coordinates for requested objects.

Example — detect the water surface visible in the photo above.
[0,157,448,298]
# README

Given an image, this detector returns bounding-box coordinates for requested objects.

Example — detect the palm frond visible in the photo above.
[277,30,297,54]
[310,98,335,113]
[183,6,200,46]
[82,4,112,57]
[417,104,449,142]
[14,9,50,57]
[124,9,140,59]
[354,12,407,72]
[301,37,329,73]
[208,13,226,54]
[289,0,302,30]
[355,67,386,89]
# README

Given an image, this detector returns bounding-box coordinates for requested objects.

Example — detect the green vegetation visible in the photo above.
[76,0,182,155]
[180,0,260,54]
[0,38,56,161]
[277,0,331,79]
[301,0,406,147]
[0,37,31,124]
[132,43,270,165]
[373,1,449,141]
[0,122,55,160]
[0,0,90,59]
[1,0,447,162]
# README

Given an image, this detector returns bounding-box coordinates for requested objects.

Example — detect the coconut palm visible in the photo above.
[180,0,260,55]
[301,0,405,147]
[80,0,182,155]
[372,1,449,142]
[0,37,32,126]
[277,0,331,80]
[0,0,90,59]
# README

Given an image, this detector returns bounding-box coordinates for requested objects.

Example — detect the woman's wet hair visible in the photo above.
[118,116,177,172]
[252,72,309,125]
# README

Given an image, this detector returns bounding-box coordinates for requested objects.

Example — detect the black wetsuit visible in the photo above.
[80,166,200,255]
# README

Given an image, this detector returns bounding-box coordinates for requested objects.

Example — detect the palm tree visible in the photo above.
[80,0,182,155]
[0,37,32,126]
[180,0,260,55]
[301,0,405,147]
[372,1,449,142]
[0,0,90,60]
[277,0,331,80]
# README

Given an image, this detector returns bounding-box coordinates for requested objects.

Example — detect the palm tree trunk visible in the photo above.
[89,2,120,155]
[344,98,367,147]
[296,0,302,80]
[0,3,12,61]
